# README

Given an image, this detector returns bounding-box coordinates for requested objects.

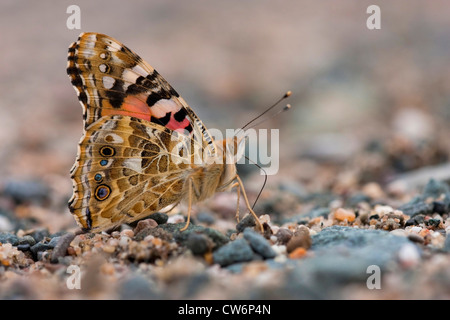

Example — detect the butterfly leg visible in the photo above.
[180,178,194,232]
[230,182,241,222]
[235,175,264,233]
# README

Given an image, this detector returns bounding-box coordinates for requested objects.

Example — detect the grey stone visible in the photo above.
[236,215,256,233]
[18,235,36,246]
[148,212,168,225]
[186,232,213,255]
[243,228,276,259]
[119,275,161,299]
[213,238,254,266]
[0,233,19,246]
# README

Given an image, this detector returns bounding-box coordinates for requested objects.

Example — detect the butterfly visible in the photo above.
[67,32,265,233]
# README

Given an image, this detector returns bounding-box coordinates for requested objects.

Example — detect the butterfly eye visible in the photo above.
[99,146,115,157]
[94,173,103,182]
[95,185,111,201]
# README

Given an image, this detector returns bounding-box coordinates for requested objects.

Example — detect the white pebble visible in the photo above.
[119,236,131,248]
[374,205,394,216]
[167,214,185,224]
[411,226,422,234]
[398,243,421,268]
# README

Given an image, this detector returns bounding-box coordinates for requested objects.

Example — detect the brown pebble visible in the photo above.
[102,245,116,253]
[276,228,293,244]
[288,247,307,259]
[407,233,424,244]
[334,208,356,222]
[286,225,311,253]
[50,232,76,263]
[120,229,134,238]
[133,219,158,235]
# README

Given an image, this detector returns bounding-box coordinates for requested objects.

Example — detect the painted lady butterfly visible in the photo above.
[67,32,264,232]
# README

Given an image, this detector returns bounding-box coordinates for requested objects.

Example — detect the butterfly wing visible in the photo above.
[67,32,213,231]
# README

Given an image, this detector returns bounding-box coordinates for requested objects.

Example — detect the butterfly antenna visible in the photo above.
[240,91,292,131]
[245,104,291,130]
[244,155,268,210]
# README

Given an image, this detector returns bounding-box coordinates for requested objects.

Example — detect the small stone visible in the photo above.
[236,214,256,233]
[398,243,421,268]
[288,247,307,259]
[0,233,19,246]
[167,214,185,224]
[407,233,424,244]
[213,238,254,267]
[186,232,213,255]
[133,219,158,235]
[390,229,408,237]
[405,214,425,226]
[422,179,449,199]
[398,198,433,217]
[120,229,134,238]
[3,180,50,204]
[30,242,52,258]
[425,218,441,228]
[148,212,169,225]
[18,235,36,247]
[119,236,132,248]
[102,245,116,253]
[17,244,30,251]
[243,228,276,259]
[196,212,216,225]
[100,263,115,275]
[47,236,60,249]
[432,201,447,215]
[286,225,311,253]
[334,208,356,222]
[29,229,50,243]
[51,233,76,263]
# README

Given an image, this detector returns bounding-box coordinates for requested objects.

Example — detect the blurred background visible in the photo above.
[1,0,450,226]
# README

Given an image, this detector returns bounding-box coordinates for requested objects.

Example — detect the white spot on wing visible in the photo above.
[99,64,107,73]
[131,65,149,77]
[122,69,140,83]
[102,76,115,89]
[123,158,143,173]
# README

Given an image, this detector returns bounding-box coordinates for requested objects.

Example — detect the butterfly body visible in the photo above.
[67,32,259,232]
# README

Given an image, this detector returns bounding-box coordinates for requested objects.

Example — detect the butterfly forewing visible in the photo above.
[67,32,217,231]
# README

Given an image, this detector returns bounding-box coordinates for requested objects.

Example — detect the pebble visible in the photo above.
[213,238,254,267]
[243,228,276,259]
[120,229,134,238]
[30,242,52,258]
[288,247,307,259]
[18,235,36,247]
[390,229,408,237]
[29,229,50,243]
[196,212,216,225]
[422,179,449,199]
[0,216,13,232]
[119,275,160,300]
[148,212,169,225]
[405,214,425,226]
[0,233,19,246]
[398,198,433,217]
[334,208,356,222]
[167,214,185,224]
[407,233,424,244]
[119,236,132,248]
[102,245,116,253]
[398,243,421,268]
[186,232,213,255]
[236,214,256,233]
[133,219,158,235]
[50,232,76,263]
[286,226,311,253]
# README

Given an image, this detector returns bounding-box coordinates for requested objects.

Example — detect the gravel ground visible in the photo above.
[1,1,450,300]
